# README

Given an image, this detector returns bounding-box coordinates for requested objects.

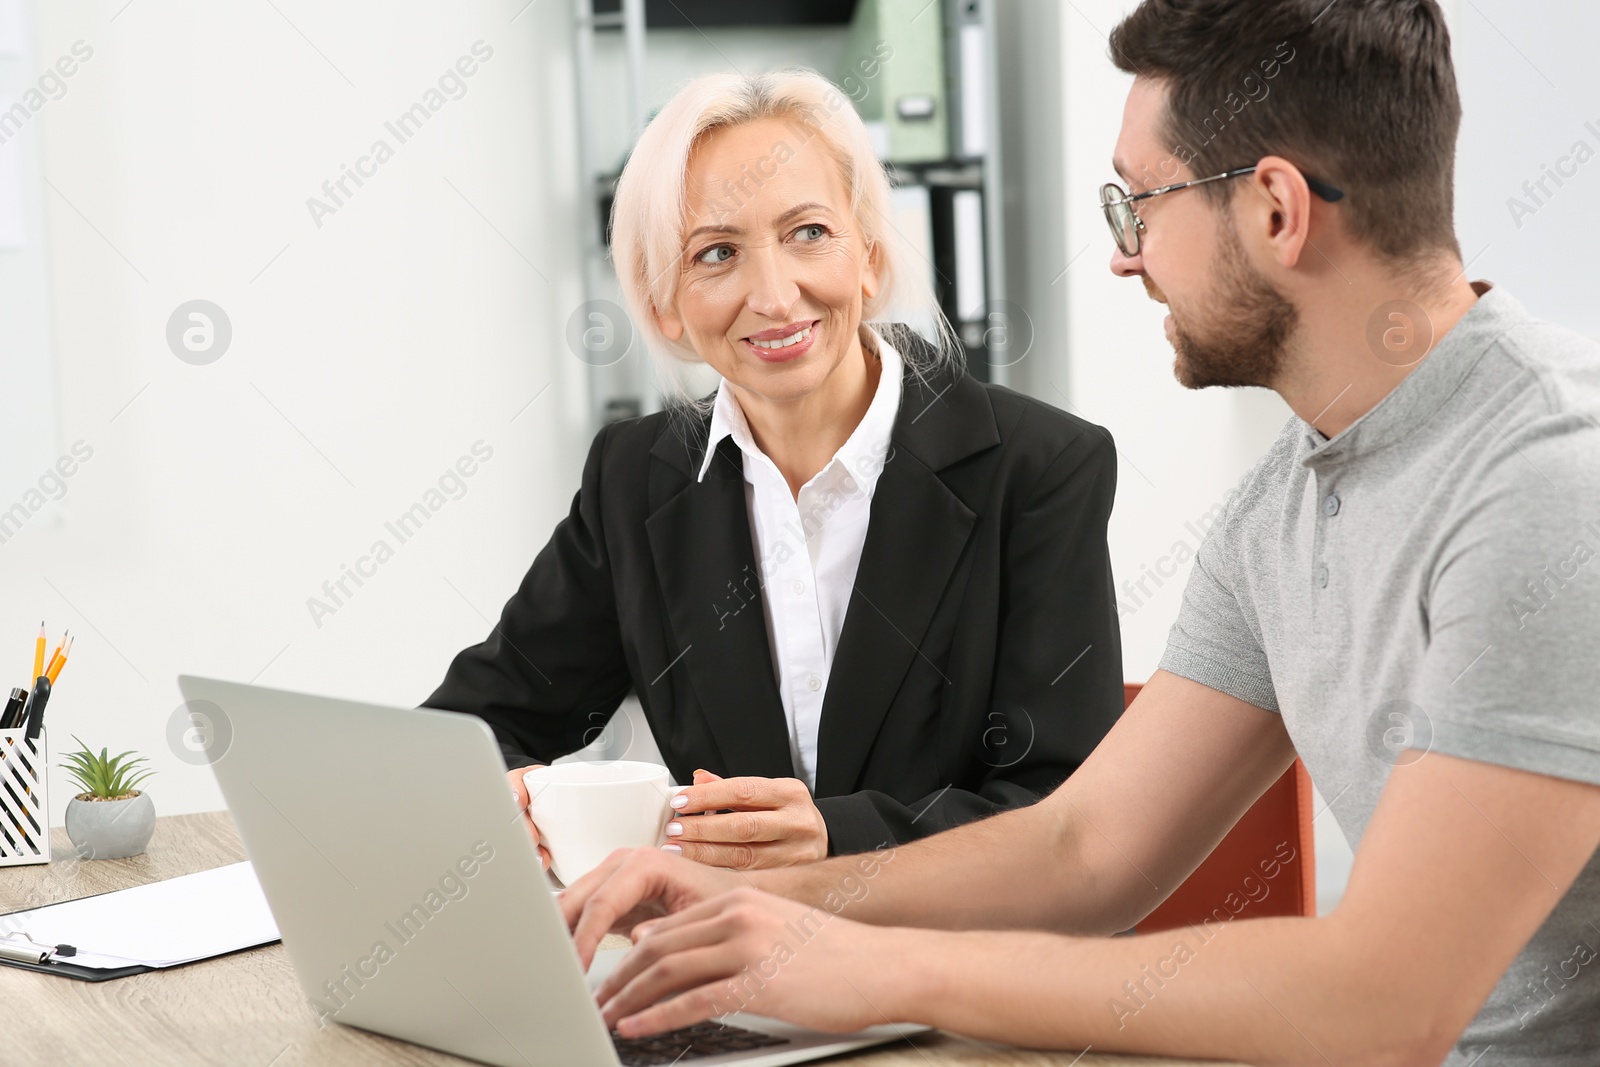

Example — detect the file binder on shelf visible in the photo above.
[944,0,988,160]
[0,727,49,868]
[929,183,995,381]
[839,0,949,164]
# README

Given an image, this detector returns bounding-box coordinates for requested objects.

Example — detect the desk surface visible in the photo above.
[0,812,1242,1067]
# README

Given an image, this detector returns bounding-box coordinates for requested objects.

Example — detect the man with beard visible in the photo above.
[558,1,1600,1063]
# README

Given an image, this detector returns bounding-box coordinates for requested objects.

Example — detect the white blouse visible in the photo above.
[695,330,904,790]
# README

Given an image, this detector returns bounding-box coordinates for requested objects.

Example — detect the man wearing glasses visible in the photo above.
[559,1,1600,1062]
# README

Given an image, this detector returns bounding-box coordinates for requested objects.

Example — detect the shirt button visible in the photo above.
[1315,563,1330,588]
[792,580,805,595]
[806,674,822,692]
[1323,493,1341,517]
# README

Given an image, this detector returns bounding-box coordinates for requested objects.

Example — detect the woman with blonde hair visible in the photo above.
[427,68,1123,870]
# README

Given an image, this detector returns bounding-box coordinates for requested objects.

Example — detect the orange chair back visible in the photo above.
[1122,682,1317,933]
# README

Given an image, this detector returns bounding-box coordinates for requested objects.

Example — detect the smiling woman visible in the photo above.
[424,68,1127,872]
[610,69,952,416]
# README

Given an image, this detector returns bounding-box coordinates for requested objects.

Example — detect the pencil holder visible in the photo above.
[0,728,49,866]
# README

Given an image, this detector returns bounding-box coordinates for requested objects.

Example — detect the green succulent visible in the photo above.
[58,735,156,800]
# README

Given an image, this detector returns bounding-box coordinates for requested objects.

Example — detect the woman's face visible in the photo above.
[656,116,881,410]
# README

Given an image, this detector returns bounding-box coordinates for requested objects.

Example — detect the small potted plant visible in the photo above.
[59,737,157,859]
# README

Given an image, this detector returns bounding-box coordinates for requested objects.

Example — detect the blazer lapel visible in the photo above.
[645,435,796,778]
[812,358,998,797]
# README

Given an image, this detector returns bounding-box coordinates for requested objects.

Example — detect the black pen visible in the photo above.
[0,688,25,731]
[0,679,47,850]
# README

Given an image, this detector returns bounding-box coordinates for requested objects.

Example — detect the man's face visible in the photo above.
[1109,78,1297,390]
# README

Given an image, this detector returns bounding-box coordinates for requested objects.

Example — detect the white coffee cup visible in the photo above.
[522,761,675,885]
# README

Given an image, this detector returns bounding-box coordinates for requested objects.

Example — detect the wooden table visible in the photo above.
[0,813,1237,1067]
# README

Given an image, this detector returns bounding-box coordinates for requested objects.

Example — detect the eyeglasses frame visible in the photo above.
[1100,164,1346,257]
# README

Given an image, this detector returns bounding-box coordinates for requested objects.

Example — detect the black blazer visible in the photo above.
[425,335,1124,854]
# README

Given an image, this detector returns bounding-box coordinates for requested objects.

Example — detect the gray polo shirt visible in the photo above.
[1159,283,1600,1065]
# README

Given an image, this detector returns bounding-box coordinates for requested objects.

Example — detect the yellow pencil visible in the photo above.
[46,636,71,685]
[31,622,44,681]
[43,629,67,681]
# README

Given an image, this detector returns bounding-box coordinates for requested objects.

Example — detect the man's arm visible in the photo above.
[767,669,1294,932]
[596,751,1600,1064]
[565,670,1295,957]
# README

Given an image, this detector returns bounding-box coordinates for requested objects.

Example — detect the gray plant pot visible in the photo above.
[64,791,156,859]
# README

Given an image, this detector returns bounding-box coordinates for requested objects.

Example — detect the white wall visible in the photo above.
[1454,0,1600,341]
[3,0,590,829]
[0,3,58,514]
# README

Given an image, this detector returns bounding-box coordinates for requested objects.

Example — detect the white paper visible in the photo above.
[1,861,280,969]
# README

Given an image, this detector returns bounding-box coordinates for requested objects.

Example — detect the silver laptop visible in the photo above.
[177,675,912,1067]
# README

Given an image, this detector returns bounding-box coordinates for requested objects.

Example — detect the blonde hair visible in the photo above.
[609,68,958,411]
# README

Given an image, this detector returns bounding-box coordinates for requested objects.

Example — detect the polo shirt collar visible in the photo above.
[1302,281,1524,467]
[695,326,905,485]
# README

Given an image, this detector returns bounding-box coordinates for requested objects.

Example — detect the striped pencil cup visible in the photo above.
[0,728,49,866]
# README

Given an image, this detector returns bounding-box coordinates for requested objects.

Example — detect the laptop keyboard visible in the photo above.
[611,1020,791,1065]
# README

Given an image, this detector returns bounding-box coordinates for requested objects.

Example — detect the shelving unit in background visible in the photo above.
[567,0,1019,431]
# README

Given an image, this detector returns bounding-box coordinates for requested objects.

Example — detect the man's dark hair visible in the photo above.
[1108,0,1462,263]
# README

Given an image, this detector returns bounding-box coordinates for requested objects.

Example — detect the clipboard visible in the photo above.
[0,861,281,981]
[0,924,272,982]
[0,941,149,982]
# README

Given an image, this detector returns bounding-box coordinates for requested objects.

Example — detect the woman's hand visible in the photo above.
[596,886,904,1037]
[665,770,830,869]
[505,766,552,871]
